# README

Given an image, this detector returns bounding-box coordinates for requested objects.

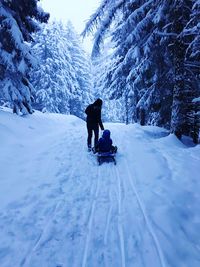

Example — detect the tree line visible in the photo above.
[0,0,199,142]
[83,0,200,143]
[0,0,92,119]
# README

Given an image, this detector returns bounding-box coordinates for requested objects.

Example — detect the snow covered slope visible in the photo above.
[0,108,200,267]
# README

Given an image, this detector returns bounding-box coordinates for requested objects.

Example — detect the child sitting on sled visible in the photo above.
[95,129,117,154]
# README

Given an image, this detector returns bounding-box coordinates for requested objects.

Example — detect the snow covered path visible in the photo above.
[0,109,200,267]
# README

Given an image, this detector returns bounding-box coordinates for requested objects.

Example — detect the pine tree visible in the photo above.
[184,0,200,142]
[0,0,49,114]
[30,20,93,119]
[168,0,193,139]
[92,39,125,122]
[83,0,172,125]
[83,0,199,142]
[65,21,93,118]
[30,21,76,114]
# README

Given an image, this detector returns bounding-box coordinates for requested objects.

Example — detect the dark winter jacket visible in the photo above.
[98,130,112,152]
[85,100,104,130]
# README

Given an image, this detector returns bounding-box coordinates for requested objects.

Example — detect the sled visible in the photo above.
[97,151,116,165]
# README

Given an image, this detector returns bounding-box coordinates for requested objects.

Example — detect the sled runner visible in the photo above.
[97,151,116,165]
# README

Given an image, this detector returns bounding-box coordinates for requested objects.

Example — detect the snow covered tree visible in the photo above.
[0,0,49,114]
[184,0,200,142]
[30,21,77,114]
[65,21,93,118]
[83,0,199,142]
[167,0,193,138]
[91,38,125,122]
[30,20,92,119]
[83,1,170,122]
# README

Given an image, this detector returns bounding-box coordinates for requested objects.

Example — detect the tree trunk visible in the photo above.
[171,37,186,139]
[170,0,192,139]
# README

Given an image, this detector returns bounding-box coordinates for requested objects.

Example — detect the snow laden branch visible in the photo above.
[82,0,125,57]
[87,0,200,142]
[81,0,111,37]
[155,30,178,37]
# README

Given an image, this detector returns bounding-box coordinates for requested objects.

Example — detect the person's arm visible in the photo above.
[97,109,104,130]
[99,120,104,130]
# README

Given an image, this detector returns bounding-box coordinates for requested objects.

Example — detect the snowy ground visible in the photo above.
[0,108,200,267]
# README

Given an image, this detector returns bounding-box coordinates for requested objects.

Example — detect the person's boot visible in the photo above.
[88,145,92,152]
[92,146,99,154]
[113,146,117,153]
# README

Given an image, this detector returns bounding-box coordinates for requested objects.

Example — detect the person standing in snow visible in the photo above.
[85,98,104,151]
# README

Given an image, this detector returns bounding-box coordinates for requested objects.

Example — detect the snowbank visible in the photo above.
[0,108,199,267]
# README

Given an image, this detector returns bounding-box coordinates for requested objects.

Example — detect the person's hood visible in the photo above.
[93,98,102,107]
[103,129,111,139]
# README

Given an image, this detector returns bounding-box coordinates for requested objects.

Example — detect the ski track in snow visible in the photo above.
[114,166,126,267]
[21,201,63,267]
[1,112,199,267]
[110,125,166,267]
[123,159,165,267]
[103,187,112,246]
[21,133,87,267]
[2,120,166,267]
[82,166,100,267]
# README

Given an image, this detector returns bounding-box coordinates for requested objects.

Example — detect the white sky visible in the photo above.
[40,0,99,53]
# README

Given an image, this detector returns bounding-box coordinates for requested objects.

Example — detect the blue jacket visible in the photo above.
[98,130,112,152]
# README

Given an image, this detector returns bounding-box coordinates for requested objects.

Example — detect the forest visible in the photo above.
[0,0,199,143]
[0,2,200,266]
